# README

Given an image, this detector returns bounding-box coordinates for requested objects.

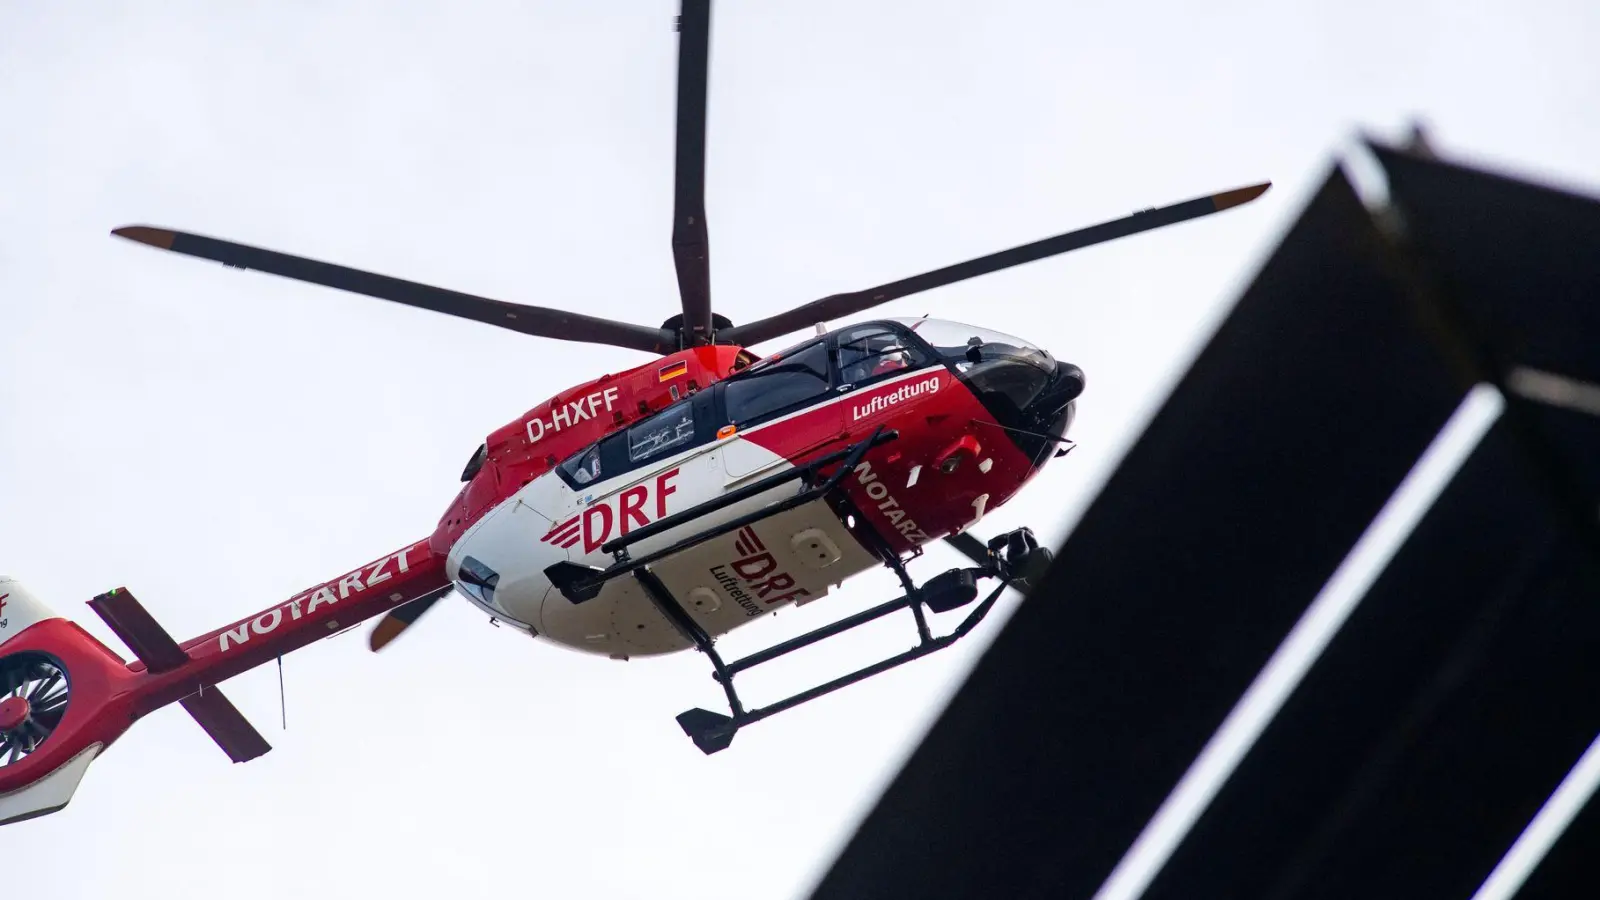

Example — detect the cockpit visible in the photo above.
[551,317,1084,490]
[893,318,1078,442]
[889,318,1057,406]
[889,317,1054,370]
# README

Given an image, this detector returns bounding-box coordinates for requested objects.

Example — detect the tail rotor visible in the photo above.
[0,654,70,767]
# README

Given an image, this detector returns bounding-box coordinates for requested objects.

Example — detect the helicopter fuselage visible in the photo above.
[435,317,1084,658]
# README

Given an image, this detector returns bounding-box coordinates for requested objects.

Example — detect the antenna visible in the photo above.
[277,655,286,730]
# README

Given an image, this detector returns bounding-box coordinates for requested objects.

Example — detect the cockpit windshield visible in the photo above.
[889,317,1054,373]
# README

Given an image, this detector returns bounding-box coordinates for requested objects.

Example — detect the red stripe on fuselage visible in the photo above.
[739,367,1039,553]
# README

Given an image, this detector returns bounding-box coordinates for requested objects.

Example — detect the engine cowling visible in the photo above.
[0,577,58,645]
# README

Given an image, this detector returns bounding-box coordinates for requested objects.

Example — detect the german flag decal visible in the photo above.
[658,360,689,382]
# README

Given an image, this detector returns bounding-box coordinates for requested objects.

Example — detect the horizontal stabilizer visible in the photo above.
[180,687,272,763]
[87,588,187,673]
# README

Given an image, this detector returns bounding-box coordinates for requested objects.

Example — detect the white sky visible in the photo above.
[3,2,1599,898]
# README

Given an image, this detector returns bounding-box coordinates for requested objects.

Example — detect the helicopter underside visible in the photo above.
[439,418,1050,754]
[445,447,882,659]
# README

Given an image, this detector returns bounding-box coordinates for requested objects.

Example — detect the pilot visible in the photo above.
[870,350,909,377]
[844,346,910,385]
[570,448,602,485]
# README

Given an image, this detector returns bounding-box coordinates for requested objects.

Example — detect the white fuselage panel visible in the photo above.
[446,437,879,657]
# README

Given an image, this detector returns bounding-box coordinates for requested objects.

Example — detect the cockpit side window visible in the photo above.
[898,319,1048,365]
[835,324,930,387]
[560,442,606,486]
[627,399,696,464]
[723,341,832,426]
[460,442,488,483]
[555,392,718,491]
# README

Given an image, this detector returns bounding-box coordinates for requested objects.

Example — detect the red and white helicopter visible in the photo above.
[0,0,1267,826]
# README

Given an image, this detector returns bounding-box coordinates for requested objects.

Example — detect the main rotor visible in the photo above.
[112,0,1270,355]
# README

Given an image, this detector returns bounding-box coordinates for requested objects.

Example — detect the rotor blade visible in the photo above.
[720,181,1271,347]
[944,532,991,567]
[111,227,675,354]
[671,0,715,343]
[368,588,450,652]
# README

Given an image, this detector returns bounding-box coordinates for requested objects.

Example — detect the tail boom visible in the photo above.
[0,538,450,825]
[127,538,449,711]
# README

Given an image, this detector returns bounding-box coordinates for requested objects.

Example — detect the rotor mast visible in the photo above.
[671,0,715,346]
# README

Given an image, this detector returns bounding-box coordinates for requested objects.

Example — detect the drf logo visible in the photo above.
[543,467,681,554]
[708,526,810,613]
[526,387,622,445]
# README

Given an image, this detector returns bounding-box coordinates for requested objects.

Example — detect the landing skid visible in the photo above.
[543,426,1045,753]
[644,545,1020,754]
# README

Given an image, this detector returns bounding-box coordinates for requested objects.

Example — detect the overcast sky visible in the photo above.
[4,2,1599,898]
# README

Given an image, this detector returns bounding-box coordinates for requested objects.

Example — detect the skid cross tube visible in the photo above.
[673,565,1013,754]
[741,578,1008,721]
[850,498,935,645]
[644,493,1030,753]
[737,583,1002,725]
[632,568,747,718]
[564,427,896,599]
[722,593,915,677]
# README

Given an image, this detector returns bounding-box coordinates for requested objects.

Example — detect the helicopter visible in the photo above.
[0,0,1267,826]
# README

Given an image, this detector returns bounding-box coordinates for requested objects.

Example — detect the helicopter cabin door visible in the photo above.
[718,338,844,486]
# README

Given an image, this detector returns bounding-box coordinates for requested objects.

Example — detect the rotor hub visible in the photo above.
[660,312,736,348]
[0,696,30,733]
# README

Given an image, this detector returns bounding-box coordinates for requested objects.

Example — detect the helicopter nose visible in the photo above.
[1009,359,1084,466]
[1052,361,1085,403]
[1035,361,1083,442]
[445,494,566,633]
[1011,359,1083,429]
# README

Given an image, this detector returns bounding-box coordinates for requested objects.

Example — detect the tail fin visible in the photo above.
[87,588,269,763]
